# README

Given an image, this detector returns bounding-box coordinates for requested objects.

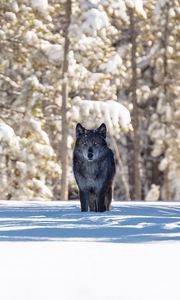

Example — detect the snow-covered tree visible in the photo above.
[148,0,180,200]
[0,0,179,201]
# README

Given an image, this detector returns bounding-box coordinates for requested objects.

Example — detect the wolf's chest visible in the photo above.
[82,160,105,177]
[75,159,106,189]
[77,172,103,193]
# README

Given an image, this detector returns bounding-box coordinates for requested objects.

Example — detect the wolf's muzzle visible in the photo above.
[87,152,93,160]
[87,147,93,160]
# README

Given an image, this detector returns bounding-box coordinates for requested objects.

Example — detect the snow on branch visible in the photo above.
[80,0,146,31]
[100,53,123,75]
[30,178,53,199]
[23,118,50,145]
[70,97,132,135]
[0,120,20,159]
[30,0,48,12]
[40,41,63,66]
[0,121,15,143]
[126,0,146,18]
[82,8,109,34]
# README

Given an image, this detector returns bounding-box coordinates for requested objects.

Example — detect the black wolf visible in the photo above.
[73,123,115,212]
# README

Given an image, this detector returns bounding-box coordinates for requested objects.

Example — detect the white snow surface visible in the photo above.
[0,201,180,300]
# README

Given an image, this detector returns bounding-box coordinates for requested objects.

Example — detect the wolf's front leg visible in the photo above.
[105,184,113,211]
[79,190,89,212]
[97,189,106,212]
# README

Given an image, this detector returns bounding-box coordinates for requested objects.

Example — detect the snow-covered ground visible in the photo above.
[0,201,180,300]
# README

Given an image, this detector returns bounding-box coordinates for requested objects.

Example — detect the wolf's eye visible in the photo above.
[83,142,87,146]
[93,142,98,145]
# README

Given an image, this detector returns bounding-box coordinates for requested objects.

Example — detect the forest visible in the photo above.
[0,0,179,201]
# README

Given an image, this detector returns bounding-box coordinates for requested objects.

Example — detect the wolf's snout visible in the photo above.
[88,152,93,160]
[88,147,93,160]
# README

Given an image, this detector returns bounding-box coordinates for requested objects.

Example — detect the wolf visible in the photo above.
[73,123,115,212]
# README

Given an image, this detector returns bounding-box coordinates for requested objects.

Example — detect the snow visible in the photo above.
[154,0,168,18]
[133,0,146,18]
[126,0,146,18]
[0,121,15,143]
[28,118,50,145]
[100,53,123,74]
[0,121,20,155]
[111,0,129,22]
[33,142,54,157]
[30,0,48,12]
[40,41,63,66]
[145,184,160,201]
[0,201,180,300]
[159,157,168,171]
[82,8,109,34]
[72,97,132,133]
[5,11,17,22]
[31,179,53,199]
[10,0,19,13]
[24,31,38,45]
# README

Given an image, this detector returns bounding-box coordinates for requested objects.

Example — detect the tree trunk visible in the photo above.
[60,0,72,201]
[126,135,135,199]
[162,3,171,201]
[130,9,141,200]
[111,137,131,200]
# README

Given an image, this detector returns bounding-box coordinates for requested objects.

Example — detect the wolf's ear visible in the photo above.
[97,123,106,138]
[76,123,85,137]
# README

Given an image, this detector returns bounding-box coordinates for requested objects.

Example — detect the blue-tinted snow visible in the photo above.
[0,201,180,243]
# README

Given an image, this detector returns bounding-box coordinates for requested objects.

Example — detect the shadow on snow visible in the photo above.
[0,202,180,243]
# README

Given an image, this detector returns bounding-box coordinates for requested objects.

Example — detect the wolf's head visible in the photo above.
[75,123,107,161]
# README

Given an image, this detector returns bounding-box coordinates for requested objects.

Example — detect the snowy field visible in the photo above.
[0,200,180,300]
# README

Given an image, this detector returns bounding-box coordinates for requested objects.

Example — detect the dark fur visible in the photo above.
[73,123,115,212]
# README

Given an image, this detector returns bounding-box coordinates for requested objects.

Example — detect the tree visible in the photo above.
[60,0,72,201]
[148,0,180,200]
[0,0,62,199]
[0,0,179,201]
[129,8,141,200]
